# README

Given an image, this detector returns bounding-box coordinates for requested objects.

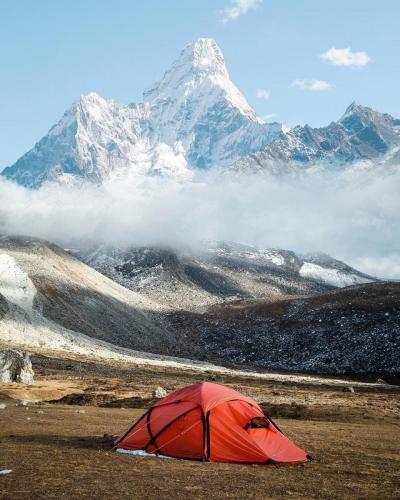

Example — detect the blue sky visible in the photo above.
[0,0,399,169]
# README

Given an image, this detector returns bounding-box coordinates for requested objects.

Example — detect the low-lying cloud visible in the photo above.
[0,166,399,279]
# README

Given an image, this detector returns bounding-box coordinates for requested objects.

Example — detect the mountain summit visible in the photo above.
[3,38,281,188]
[143,38,259,122]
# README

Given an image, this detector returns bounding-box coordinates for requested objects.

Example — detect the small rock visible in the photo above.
[152,386,167,399]
[36,410,44,414]
[75,409,85,414]
[0,403,6,409]
[0,470,12,475]
[102,433,117,443]
[376,378,388,384]
[342,386,355,393]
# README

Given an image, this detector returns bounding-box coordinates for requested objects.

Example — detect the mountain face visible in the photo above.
[0,236,183,356]
[79,241,375,312]
[235,103,400,173]
[2,94,147,188]
[2,39,281,188]
[1,236,396,376]
[141,39,280,169]
[168,282,400,376]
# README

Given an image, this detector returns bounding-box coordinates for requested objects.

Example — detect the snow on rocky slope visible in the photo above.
[2,39,281,188]
[0,236,187,357]
[0,236,393,377]
[141,38,281,170]
[80,241,376,312]
[299,252,374,287]
[234,102,400,174]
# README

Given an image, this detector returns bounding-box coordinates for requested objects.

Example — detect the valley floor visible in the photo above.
[0,356,399,499]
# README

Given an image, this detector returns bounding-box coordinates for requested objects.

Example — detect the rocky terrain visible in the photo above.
[80,241,375,312]
[1,236,397,378]
[0,236,185,358]
[167,283,400,378]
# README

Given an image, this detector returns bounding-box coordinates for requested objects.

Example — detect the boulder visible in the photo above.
[376,378,388,385]
[0,350,34,385]
[152,386,167,399]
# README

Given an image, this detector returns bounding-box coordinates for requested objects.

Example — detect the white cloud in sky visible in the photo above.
[256,88,270,100]
[222,0,262,23]
[320,47,371,67]
[291,79,333,91]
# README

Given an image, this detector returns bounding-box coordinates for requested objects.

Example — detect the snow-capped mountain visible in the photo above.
[3,38,400,188]
[141,38,280,169]
[234,102,400,173]
[2,38,281,188]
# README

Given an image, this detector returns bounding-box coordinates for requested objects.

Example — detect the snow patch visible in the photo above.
[0,254,36,310]
[115,448,175,459]
[300,262,372,287]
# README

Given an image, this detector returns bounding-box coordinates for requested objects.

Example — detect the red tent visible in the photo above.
[114,382,309,464]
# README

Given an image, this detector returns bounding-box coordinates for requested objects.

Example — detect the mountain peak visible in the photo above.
[143,38,229,104]
[143,37,259,121]
[77,92,105,105]
[339,102,373,130]
[180,38,227,75]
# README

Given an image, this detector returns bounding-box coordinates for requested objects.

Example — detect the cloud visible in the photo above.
[261,113,277,122]
[256,88,270,100]
[0,164,399,279]
[291,79,333,91]
[222,0,262,23]
[352,255,400,280]
[320,47,371,67]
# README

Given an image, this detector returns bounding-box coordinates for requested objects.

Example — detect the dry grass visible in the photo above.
[0,356,399,499]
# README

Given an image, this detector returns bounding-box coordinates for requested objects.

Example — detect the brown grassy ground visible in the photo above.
[0,356,399,499]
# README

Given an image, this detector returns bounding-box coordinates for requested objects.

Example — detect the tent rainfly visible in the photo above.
[114,382,309,464]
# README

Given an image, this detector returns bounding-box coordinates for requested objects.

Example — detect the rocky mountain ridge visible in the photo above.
[80,241,375,312]
[235,102,400,174]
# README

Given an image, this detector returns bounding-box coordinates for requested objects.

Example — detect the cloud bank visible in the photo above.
[0,166,399,279]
